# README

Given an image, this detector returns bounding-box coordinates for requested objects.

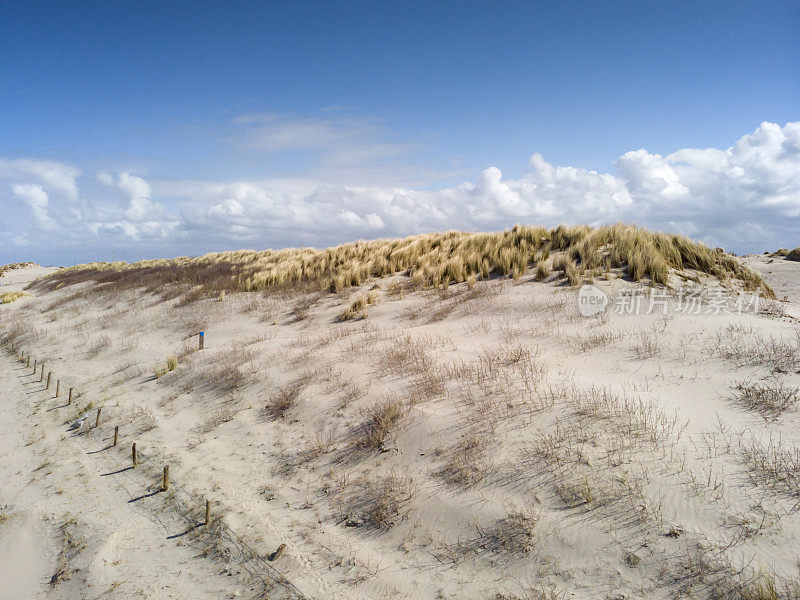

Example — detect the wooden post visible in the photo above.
[46,372,51,390]
[55,380,60,397]
[32,358,36,375]
[95,407,102,428]
[269,543,287,562]
[162,465,170,491]
[204,499,211,525]
[113,425,119,447]
[68,388,73,405]
[132,443,137,468]
[198,331,204,350]
[26,354,30,368]
[39,364,44,382]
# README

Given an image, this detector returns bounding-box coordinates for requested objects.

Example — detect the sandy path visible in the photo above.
[0,350,256,600]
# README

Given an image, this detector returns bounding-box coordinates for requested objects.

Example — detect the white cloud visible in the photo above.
[1,121,798,261]
[0,158,80,199]
[12,183,55,229]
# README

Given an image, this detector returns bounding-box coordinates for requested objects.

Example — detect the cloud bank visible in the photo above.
[1,121,798,263]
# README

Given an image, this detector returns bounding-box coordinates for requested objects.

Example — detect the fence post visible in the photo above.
[132,443,137,468]
[162,465,170,491]
[39,364,44,382]
[198,331,204,350]
[95,407,102,428]
[113,425,119,447]
[46,372,51,390]
[269,543,287,562]
[68,388,73,405]
[27,354,30,368]
[32,358,36,375]
[204,499,211,525]
[55,380,60,397]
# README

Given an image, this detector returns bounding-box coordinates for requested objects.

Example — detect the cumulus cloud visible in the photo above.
[12,183,54,229]
[0,158,80,200]
[0,121,798,262]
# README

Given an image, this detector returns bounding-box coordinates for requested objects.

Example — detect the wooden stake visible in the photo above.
[204,499,211,525]
[95,407,102,428]
[55,380,60,397]
[46,371,51,390]
[68,387,73,405]
[198,331,204,350]
[39,364,44,382]
[26,354,30,368]
[32,358,36,375]
[162,465,170,491]
[132,443,137,468]
[268,543,287,562]
[113,425,119,447]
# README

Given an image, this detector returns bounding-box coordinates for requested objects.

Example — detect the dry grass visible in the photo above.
[633,333,661,359]
[340,472,416,529]
[440,430,492,487]
[340,290,378,320]
[30,224,773,302]
[351,397,405,451]
[264,380,306,420]
[740,435,800,498]
[732,380,800,417]
[480,507,538,554]
[710,325,800,372]
[0,261,35,277]
[0,291,32,304]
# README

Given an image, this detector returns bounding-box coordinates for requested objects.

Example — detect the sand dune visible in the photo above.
[1,236,799,599]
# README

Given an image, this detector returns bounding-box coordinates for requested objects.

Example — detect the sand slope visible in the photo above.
[1,258,800,599]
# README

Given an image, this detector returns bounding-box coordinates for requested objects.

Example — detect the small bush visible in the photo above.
[483,507,538,553]
[352,397,405,450]
[340,291,378,321]
[345,472,416,529]
[265,383,303,419]
[733,381,800,416]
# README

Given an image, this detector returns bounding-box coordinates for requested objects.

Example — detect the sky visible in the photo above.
[1,0,798,265]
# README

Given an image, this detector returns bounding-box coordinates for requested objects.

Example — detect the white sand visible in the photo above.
[1,260,799,599]
[741,253,800,304]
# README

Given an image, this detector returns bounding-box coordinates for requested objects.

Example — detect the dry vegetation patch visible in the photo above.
[338,472,417,529]
[351,396,406,451]
[479,507,539,554]
[732,380,800,417]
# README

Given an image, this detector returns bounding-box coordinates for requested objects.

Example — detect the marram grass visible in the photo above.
[0,291,32,304]
[33,223,773,300]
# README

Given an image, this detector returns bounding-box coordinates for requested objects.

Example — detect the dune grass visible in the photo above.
[0,291,32,304]
[0,262,35,278]
[31,223,772,301]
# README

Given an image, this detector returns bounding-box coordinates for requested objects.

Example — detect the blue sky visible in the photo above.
[1,1,798,264]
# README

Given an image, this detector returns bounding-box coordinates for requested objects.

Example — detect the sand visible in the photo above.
[1,258,799,599]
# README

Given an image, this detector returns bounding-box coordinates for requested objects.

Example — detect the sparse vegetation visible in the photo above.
[733,380,800,417]
[352,397,405,450]
[340,290,378,320]
[481,507,538,553]
[341,472,416,529]
[154,355,178,377]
